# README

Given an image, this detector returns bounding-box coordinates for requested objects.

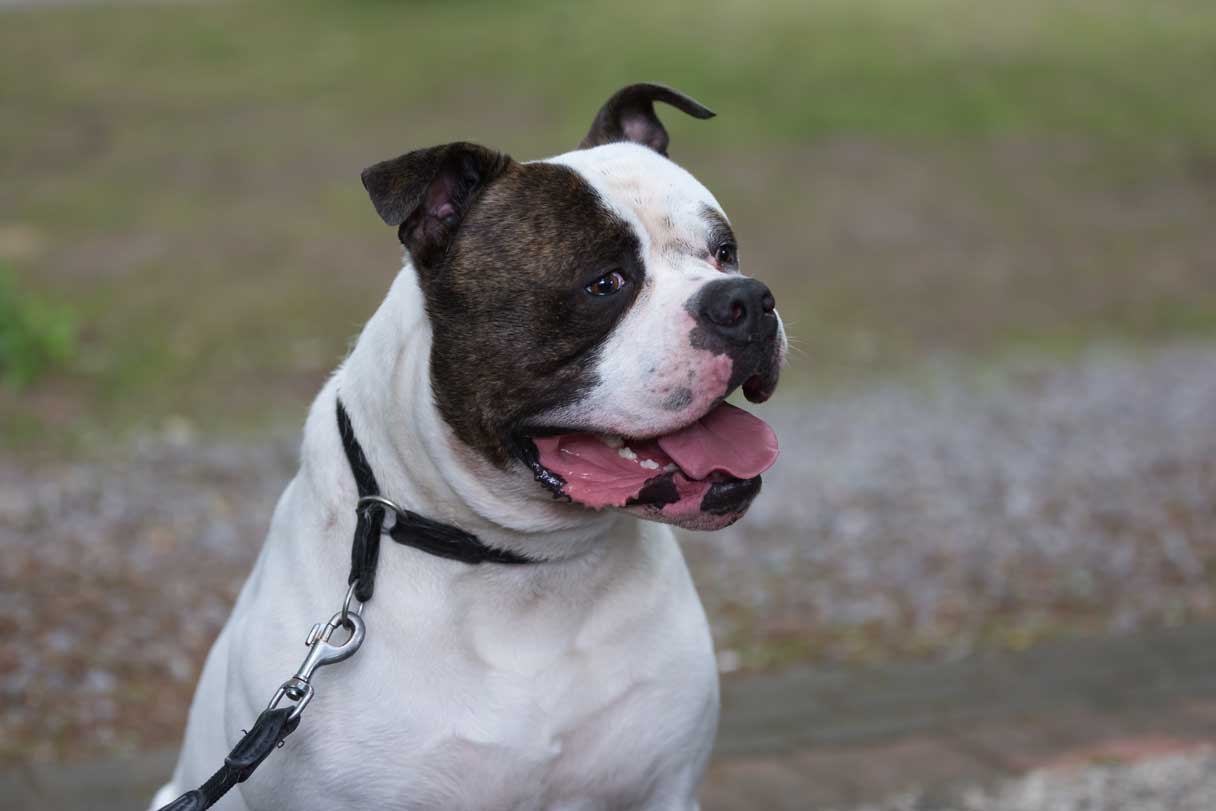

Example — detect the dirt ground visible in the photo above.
[6,620,1216,809]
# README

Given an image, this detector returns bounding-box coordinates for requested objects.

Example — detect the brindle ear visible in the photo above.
[361,142,511,268]
[579,83,715,157]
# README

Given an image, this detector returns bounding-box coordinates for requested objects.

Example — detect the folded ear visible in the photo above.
[361,142,512,268]
[579,83,715,157]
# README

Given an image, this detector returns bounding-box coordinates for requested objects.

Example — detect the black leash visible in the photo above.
[156,709,299,811]
[156,397,538,810]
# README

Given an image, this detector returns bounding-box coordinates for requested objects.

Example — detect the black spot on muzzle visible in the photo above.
[700,475,762,515]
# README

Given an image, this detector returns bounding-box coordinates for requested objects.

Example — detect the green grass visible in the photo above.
[0,265,75,390]
[5,0,1216,151]
[2,0,1216,449]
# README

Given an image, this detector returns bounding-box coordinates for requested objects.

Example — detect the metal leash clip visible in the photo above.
[266,581,366,722]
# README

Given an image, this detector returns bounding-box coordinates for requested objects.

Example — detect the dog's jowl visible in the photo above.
[155,84,786,811]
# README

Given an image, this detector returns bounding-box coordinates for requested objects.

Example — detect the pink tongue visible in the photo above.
[533,402,780,510]
[656,402,779,480]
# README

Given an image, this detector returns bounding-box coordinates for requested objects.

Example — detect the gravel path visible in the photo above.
[846,749,1216,811]
[696,342,1216,667]
[2,341,1215,762]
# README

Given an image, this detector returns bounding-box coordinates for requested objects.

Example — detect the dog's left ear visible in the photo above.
[361,142,512,269]
[579,83,715,157]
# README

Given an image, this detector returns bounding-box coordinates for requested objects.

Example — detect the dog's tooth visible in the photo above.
[663,463,678,473]
[617,446,638,461]
[639,459,660,470]
[596,434,624,448]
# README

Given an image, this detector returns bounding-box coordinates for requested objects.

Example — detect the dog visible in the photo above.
[153,83,785,811]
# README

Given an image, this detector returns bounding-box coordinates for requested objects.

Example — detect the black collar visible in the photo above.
[337,398,537,604]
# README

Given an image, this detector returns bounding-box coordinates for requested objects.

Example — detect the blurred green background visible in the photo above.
[4,0,1216,794]
[3,0,1216,448]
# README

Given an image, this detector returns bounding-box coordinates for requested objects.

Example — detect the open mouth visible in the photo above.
[525,401,779,525]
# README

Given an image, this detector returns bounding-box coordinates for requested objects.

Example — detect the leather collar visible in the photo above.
[336,398,537,604]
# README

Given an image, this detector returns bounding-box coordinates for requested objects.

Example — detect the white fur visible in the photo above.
[154,147,728,810]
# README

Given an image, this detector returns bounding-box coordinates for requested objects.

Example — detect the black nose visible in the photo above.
[696,278,777,345]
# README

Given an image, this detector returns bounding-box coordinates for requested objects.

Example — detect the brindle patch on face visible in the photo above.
[420,162,644,466]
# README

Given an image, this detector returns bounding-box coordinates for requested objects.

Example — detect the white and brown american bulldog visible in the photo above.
[155,84,786,811]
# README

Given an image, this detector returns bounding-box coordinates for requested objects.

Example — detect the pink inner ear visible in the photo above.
[622,111,666,153]
[425,172,459,222]
[622,115,651,143]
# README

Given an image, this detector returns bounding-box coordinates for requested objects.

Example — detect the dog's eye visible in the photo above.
[585,270,627,296]
[714,243,738,267]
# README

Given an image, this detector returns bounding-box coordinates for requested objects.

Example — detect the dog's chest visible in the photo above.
[248,541,718,810]
[363,648,681,806]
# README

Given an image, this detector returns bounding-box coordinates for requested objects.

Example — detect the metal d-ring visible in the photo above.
[356,494,405,517]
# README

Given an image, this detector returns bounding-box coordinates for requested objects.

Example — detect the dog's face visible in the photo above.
[362,84,785,531]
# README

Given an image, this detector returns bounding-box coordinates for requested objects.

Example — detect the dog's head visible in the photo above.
[361,84,786,531]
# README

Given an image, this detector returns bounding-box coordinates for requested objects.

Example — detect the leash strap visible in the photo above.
[156,708,299,811]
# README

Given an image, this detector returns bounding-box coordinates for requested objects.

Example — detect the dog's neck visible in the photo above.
[322,261,621,564]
